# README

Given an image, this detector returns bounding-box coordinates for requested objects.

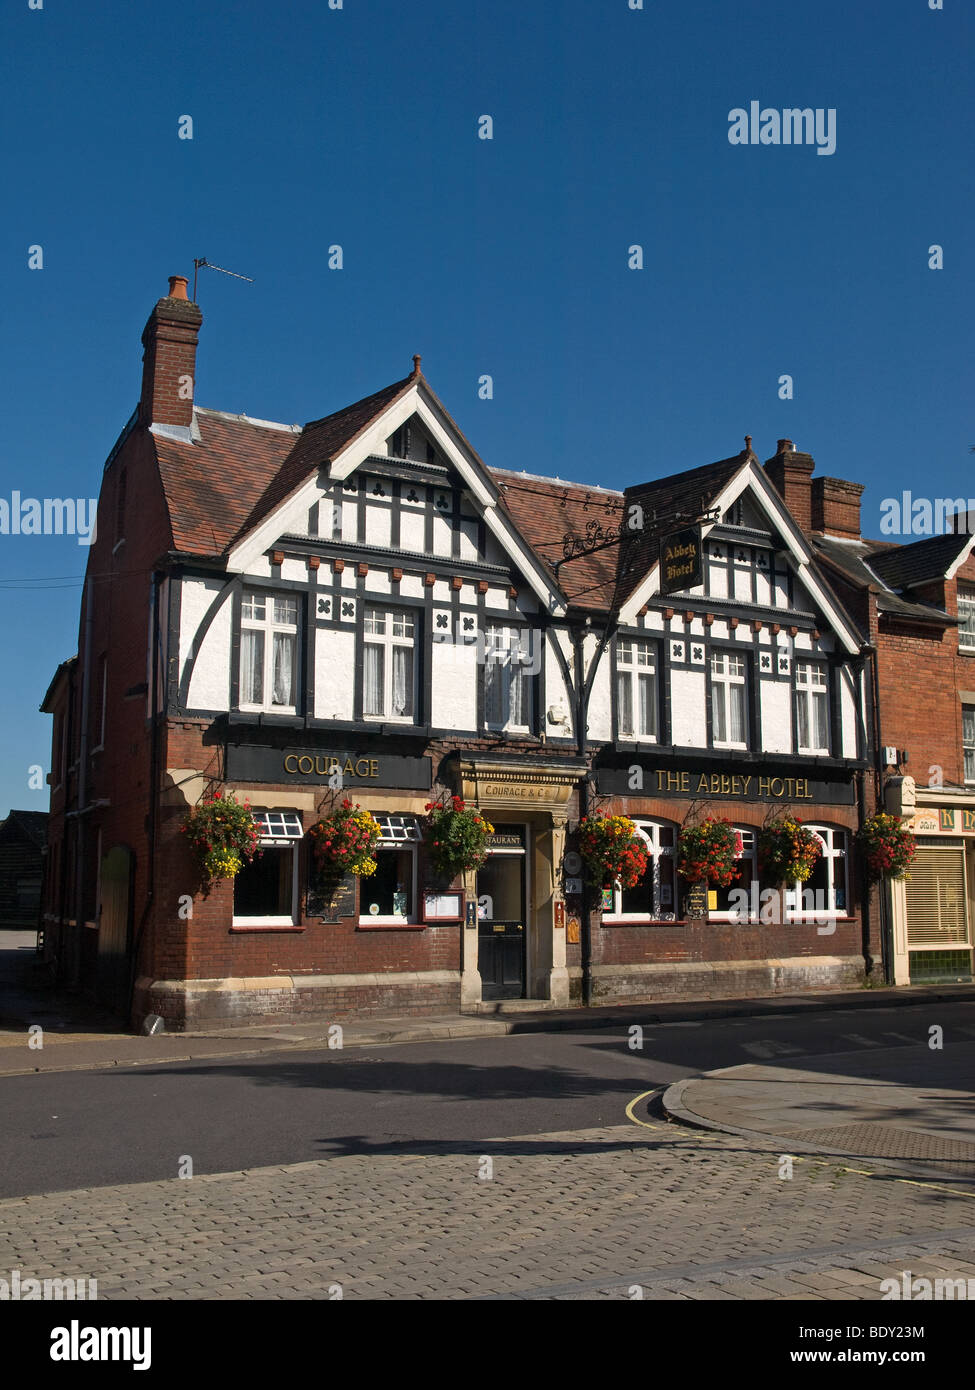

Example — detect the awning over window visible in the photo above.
[252,811,304,843]
[372,814,422,844]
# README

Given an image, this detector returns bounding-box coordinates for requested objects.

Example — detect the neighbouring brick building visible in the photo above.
[41,275,893,1031]
[810,522,975,986]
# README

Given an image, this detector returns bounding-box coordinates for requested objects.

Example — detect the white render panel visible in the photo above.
[431,640,478,729]
[485,587,509,609]
[459,519,478,562]
[399,573,424,599]
[433,580,451,604]
[432,513,453,557]
[586,635,612,743]
[760,679,792,753]
[315,630,356,720]
[341,568,357,589]
[711,619,729,640]
[186,596,232,711]
[364,571,392,596]
[734,567,751,602]
[400,511,425,552]
[341,500,358,543]
[179,578,225,684]
[281,559,305,584]
[248,556,271,578]
[754,570,771,606]
[364,503,392,548]
[710,565,729,600]
[544,636,573,731]
[670,669,706,747]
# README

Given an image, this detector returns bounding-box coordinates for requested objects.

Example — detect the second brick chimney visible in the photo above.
[764,439,815,532]
[811,476,864,540]
[139,275,203,429]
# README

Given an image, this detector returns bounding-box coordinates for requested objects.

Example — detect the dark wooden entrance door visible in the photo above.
[477,852,526,1000]
[97,845,134,1014]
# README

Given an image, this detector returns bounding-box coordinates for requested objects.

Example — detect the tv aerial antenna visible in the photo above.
[192,258,255,300]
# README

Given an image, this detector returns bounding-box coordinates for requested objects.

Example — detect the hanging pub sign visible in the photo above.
[660,525,702,595]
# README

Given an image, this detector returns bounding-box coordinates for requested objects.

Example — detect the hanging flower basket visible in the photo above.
[577,812,649,890]
[181,790,260,884]
[308,800,382,881]
[856,813,916,881]
[423,797,494,880]
[757,818,822,884]
[676,817,740,887]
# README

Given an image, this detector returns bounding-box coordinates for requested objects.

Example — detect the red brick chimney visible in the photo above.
[764,439,815,532]
[138,275,203,428]
[811,477,864,540]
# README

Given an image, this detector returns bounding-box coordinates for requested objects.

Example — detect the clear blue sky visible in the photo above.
[1,0,971,817]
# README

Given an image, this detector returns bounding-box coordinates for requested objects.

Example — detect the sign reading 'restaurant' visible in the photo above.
[659,526,702,595]
[225,744,432,789]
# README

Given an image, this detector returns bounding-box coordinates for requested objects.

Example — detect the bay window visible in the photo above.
[240,591,299,713]
[363,607,417,721]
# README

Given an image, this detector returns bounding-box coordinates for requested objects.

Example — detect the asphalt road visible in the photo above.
[2,998,973,1198]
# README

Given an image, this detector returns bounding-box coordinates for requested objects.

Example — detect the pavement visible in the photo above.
[2,1121,974,1300]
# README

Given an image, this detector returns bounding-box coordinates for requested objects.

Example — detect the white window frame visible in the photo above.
[483,624,533,734]
[958,586,975,653]
[603,820,677,922]
[231,811,300,927]
[708,826,759,922]
[363,606,418,723]
[795,661,830,755]
[785,825,849,922]
[616,638,658,742]
[711,651,748,749]
[358,817,420,925]
[239,590,300,715]
[964,705,975,784]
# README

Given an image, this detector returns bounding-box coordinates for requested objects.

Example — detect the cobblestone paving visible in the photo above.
[1,1125,974,1299]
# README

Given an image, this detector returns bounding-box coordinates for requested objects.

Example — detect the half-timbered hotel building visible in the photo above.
[40,277,878,1029]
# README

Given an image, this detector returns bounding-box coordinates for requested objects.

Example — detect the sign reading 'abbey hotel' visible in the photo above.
[597,766,856,805]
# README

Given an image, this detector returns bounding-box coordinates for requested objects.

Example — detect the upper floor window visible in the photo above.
[363,607,416,721]
[958,586,975,652]
[484,624,533,732]
[795,661,829,754]
[711,652,748,748]
[240,591,299,713]
[964,705,975,783]
[617,638,658,741]
[604,820,677,921]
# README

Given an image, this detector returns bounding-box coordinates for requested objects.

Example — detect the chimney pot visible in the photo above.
[168,275,189,301]
[777,439,794,453]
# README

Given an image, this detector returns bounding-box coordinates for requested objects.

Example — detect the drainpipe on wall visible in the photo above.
[71,580,94,990]
[862,641,893,984]
[573,631,592,1005]
[127,570,162,1023]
